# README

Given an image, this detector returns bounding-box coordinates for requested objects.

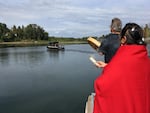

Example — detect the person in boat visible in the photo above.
[96,18,122,68]
[93,23,150,113]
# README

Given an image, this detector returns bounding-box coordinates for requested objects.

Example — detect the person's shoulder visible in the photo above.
[106,33,120,39]
[104,33,116,38]
[103,33,115,39]
[102,33,119,44]
[102,34,111,42]
[104,33,112,38]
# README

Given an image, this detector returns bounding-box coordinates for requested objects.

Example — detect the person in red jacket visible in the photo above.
[93,23,150,113]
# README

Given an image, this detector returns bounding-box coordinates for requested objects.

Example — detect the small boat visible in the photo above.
[47,41,65,50]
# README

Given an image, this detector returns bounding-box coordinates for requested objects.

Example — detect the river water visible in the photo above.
[0,44,149,113]
[0,44,101,113]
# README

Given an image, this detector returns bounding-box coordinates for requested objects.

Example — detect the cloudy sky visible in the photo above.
[0,0,150,38]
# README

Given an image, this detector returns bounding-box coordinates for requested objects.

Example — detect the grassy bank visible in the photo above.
[0,40,87,48]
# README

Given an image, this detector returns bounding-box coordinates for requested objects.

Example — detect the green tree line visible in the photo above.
[1,22,149,43]
[0,22,88,42]
[0,23,49,42]
[143,24,150,38]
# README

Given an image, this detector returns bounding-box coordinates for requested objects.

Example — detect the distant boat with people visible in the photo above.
[47,41,65,50]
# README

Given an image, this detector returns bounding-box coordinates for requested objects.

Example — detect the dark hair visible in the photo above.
[110,18,122,32]
[120,23,146,45]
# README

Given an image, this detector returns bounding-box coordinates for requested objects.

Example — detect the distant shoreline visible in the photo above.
[0,41,87,48]
[1,40,149,48]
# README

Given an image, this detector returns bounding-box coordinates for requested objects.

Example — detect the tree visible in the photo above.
[24,24,49,40]
[143,24,150,38]
[0,23,10,41]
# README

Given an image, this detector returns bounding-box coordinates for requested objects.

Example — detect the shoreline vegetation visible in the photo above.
[0,37,150,48]
[0,38,150,48]
[1,22,150,48]
[0,40,88,48]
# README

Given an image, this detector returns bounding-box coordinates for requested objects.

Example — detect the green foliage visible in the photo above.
[0,23,49,42]
[143,24,150,38]
[1,21,119,43]
[0,23,10,41]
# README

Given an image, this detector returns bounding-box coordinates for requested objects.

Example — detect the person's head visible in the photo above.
[110,18,122,33]
[120,23,146,45]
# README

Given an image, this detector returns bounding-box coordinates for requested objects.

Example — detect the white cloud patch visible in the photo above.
[0,0,150,37]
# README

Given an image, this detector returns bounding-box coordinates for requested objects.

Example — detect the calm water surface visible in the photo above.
[0,44,150,113]
[0,44,101,113]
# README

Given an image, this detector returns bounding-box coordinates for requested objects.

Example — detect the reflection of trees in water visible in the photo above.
[0,49,10,66]
[0,47,46,68]
[22,51,46,67]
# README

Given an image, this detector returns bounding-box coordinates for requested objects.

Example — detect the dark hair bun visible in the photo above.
[121,23,146,45]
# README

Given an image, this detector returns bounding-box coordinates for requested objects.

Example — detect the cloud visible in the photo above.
[0,0,150,37]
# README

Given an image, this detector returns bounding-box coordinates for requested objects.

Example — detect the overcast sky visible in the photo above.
[0,0,150,38]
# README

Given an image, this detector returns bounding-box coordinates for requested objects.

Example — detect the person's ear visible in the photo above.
[121,36,127,45]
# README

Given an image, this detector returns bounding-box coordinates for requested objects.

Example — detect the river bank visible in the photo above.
[1,40,149,48]
[0,40,87,48]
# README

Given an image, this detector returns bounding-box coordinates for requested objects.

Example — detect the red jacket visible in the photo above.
[94,45,150,113]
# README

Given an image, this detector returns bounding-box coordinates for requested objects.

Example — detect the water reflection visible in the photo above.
[0,45,100,113]
[0,44,149,113]
[65,48,95,54]
[0,48,10,66]
[0,47,47,68]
